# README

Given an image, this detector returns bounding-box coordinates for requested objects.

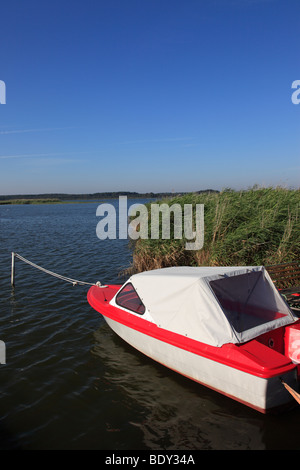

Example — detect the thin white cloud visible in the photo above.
[118,137,193,145]
[0,127,74,135]
[0,151,79,159]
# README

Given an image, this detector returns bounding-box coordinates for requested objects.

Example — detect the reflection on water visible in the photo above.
[0,202,300,450]
[91,323,300,450]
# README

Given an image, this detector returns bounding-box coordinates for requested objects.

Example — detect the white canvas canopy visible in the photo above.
[125,266,296,347]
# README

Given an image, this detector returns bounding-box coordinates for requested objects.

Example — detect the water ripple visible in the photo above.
[1,202,300,450]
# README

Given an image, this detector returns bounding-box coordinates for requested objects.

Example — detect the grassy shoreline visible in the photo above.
[0,198,107,205]
[127,187,299,274]
[0,198,63,205]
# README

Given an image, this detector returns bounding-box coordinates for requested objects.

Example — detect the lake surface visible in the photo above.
[0,201,299,450]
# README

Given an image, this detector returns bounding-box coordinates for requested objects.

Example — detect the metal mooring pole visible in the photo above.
[11,252,15,287]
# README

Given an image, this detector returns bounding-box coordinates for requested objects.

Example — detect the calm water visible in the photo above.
[0,201,299,450]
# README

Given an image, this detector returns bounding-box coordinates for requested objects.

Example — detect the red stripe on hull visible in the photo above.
[87,285,296,380]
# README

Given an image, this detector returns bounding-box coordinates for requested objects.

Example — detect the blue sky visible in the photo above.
[0,0,299,195]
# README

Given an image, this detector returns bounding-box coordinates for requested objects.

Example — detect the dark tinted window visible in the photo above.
[116,283,145,315]
[210,272,287,333]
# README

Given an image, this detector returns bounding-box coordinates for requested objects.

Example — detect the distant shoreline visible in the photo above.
[0,198,63,205]
[0,198,127,205]
[0,190,219,205]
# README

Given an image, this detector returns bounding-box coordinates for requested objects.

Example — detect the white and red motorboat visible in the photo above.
[87,266,300,413]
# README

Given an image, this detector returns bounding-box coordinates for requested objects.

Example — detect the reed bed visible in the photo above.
[126,187,299,274]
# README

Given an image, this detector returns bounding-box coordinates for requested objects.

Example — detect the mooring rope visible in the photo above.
[12,252,102,287]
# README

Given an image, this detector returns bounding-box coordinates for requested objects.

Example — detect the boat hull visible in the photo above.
[87,284,299,413]
[103,315,298,413]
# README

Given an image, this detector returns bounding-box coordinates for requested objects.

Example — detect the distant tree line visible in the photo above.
[0,190,219,201]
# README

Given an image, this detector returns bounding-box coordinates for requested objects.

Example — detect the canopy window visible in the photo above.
[116,282,145,315]
[209,271,290,334]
